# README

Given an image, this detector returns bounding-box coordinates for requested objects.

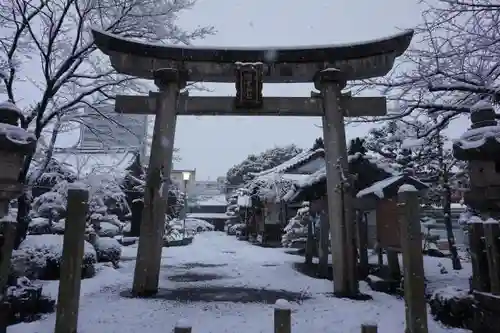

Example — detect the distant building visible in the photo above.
[171,169,196,194]
[79,105,148,155]
[188,194,230,231]
[192,180,224,197]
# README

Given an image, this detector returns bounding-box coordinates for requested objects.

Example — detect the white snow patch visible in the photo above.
[484,218,499,224]
[468,216,483,224]
[237,195,251,207]
[275,298,291,309]
[356,176,402,198]
[401,138,426,149]
[0,123,35,145]
[398,184,418,193]
[175,318,192,329]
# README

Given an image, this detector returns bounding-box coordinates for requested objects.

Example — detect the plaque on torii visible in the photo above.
[91,28,413,298]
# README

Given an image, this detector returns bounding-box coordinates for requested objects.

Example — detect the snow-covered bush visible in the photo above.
[228,223,245,235]
[11,234,97,280]
[4,276,55,325]
[282,202,310,248]
[85,172,129,219]
[27,217,53,235]
[28,158,77,199]
[31,187,66,220]
[93,237,122,264]
[170,218,214,233]
[429,286,474,329]
[90,213,123,237]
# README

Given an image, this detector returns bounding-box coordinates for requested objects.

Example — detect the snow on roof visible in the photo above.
[193,194,227,206]
[187,213,232,219]
[252,148,324,178]
[453,125,500,150]
[356,176,403,198]
[290,153,397,192]
[0,123,36,145]
[0,100,24,116]
[249,173,311,202]
[471,100,493,112]
[356,175,427,199]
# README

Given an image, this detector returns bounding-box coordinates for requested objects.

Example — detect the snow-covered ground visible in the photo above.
[11,233,469,333]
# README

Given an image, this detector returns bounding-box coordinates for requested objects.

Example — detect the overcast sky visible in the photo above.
[8,0,470,180]
[170,0,433,179]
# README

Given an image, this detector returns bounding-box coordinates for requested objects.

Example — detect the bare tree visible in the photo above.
[0,0,214,246]
[352,0,500,133]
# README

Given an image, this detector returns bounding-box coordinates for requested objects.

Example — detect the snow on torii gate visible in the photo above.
[91,29,413,298]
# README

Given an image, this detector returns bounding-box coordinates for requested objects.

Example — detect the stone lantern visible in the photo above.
[453,101,500,213]
[0,101,36,218]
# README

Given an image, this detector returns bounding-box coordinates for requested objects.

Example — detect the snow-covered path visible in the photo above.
[10,232,467,333]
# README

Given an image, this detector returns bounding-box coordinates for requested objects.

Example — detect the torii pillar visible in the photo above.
[315,69,358,296]
[132,68,185,296]
[91,27,413,298]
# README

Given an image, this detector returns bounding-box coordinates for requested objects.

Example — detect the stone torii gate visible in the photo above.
[92,29,413,298]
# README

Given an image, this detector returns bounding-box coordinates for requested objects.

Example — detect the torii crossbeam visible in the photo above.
[91,28,413,298]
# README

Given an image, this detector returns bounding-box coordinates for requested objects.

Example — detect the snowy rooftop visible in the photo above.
[252,149,324,178]
[187,212,231,219]
[0,100,24,116]
[356,174,428,199]
[192,194,228,207]
[298,153,398,189]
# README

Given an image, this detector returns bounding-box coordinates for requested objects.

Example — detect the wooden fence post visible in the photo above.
[360,324,378,333]
[483,220,500,294]
[398,187,428,333]
[54,187,89,333]
[469,219,490,292]
[274,299,291,333]
[0,221,16,333]
[0,222,16,295]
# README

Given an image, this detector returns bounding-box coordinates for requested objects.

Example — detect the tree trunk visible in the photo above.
[33,119,61,183]
[437,130,462,271]
[444,179,462,270]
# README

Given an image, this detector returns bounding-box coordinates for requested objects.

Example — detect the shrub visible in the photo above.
[429,286,475,329]
[94,237,122,264]
[11,234,96,280]
[4,276,55,325]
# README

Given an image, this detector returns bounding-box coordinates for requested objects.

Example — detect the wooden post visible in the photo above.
[318,205,330,278]
[386,249,401,282]
[398,187,428,333]
[360,324,378,333]
[469,221,490,292]
[0,221,16,333]
[54,187,89,333]
[483,221,500,294]
[316,68,358,297]
[0,222,16,295]
[357,211,369,279]
[305,214,314,265]
[274,300,291,333]
[133,68,183,296]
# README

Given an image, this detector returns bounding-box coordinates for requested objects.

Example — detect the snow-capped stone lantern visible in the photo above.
[0,101,36,218]
[453,101,500,212]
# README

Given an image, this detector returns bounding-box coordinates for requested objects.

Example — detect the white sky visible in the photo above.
[170,0,467,179]
[10,0,470,180]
